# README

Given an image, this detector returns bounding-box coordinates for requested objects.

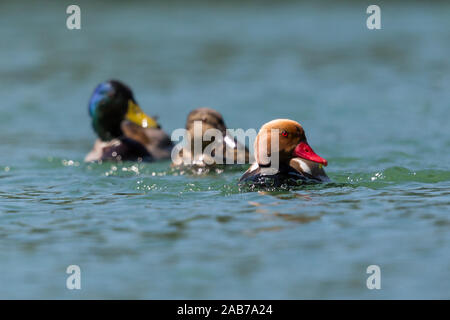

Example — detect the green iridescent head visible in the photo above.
[88,80,159,141]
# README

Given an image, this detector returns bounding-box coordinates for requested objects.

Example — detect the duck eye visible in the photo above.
[281,131,288,137]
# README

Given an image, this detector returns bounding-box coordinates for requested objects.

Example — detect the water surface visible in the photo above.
[0,1,449,299]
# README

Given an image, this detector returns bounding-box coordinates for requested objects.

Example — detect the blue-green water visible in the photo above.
[0,1,449,299]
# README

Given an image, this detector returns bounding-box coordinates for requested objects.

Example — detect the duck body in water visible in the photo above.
[171,107,251,173]
[85,80,173,162]
[239,119,329,187]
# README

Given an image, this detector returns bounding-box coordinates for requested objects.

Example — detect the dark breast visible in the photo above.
[101,137,153,162]
[239,163,322,187]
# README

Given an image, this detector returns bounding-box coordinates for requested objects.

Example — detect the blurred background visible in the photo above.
[0,0,449,299]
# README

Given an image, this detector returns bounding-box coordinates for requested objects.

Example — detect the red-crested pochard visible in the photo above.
[239,119,329,186]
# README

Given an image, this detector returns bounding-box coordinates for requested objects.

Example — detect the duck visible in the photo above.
[171,107,250,172]
[239,119,329,187]
[85,80,173,162]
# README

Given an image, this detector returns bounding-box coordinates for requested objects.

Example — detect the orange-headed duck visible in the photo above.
[239,119,329,186]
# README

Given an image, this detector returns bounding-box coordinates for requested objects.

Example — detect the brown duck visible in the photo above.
[171,107,250,171]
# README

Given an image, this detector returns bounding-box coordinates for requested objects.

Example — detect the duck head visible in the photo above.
[254,119,327,168]
[185,107,227,150]
[88,80,159,141]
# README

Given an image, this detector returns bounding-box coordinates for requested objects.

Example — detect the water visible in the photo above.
[0,1,449,299]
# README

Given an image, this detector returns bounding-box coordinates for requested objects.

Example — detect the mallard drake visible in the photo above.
[171,107,250,171]
[239,119,329,186]
[85,80,173,162]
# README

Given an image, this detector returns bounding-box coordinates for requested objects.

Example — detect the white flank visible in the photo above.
[224,135,236,148]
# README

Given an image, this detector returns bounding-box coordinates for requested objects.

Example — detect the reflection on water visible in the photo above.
[0,1,450,299]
